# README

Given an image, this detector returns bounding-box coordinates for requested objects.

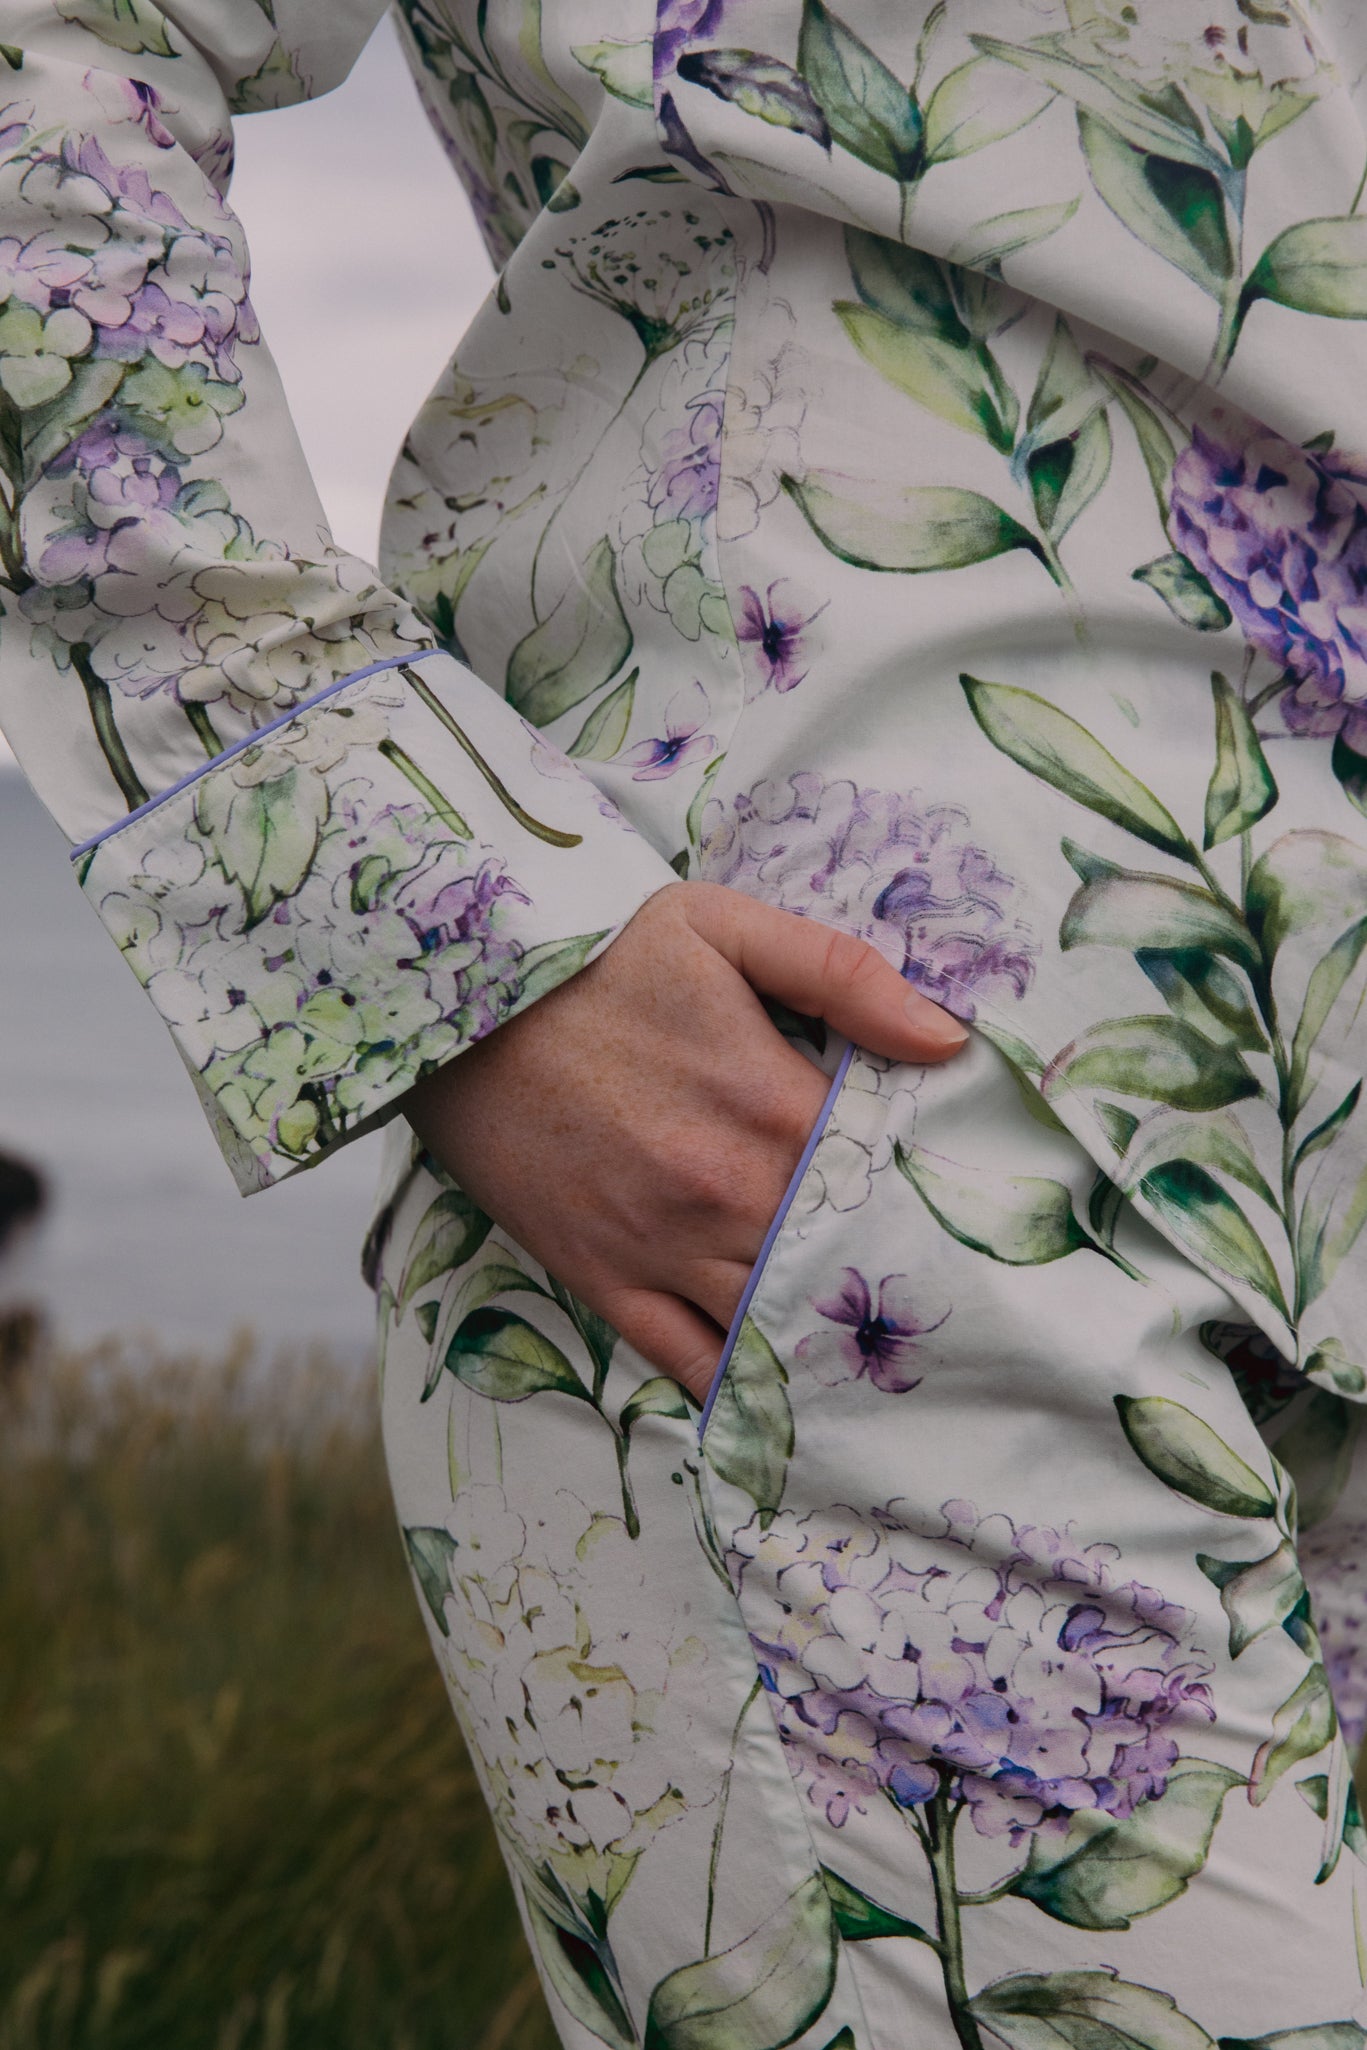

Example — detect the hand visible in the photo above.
[404,880,968,1401]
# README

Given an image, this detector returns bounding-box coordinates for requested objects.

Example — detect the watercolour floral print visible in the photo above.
[10,0,1367,2040]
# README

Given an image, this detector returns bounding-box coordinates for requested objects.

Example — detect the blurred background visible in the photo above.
[1,19,558,2048]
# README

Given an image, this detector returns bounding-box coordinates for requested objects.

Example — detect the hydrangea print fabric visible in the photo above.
[11,0,1367,2038]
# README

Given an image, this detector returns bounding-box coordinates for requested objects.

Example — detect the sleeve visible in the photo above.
[0,2,680,1193]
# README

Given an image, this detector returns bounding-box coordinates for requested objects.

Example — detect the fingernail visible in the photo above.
[905,993,969,1048]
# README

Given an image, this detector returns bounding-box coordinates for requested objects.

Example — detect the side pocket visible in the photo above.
[697,1039,859,1440]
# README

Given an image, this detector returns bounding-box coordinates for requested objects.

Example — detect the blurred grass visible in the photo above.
[0,1339,557,2050]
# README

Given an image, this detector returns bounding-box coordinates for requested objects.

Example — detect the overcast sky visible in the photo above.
[0,15,495,771]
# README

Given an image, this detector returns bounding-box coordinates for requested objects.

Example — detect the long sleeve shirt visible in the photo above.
[6,0,1367,1393]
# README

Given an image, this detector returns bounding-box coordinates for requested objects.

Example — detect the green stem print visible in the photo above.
[378,735,474,840]
[183,699,224,759]
[397,662,584,846]
[69,640,148,811]
[921,1789,986,2050]
[956,665,1367,1380]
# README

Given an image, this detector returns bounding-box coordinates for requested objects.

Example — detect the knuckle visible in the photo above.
[818,921,879,992]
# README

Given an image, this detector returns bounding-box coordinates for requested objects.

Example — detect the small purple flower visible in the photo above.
[621,682,718,780]
[736,581,827,694]
[1169,419,1367,750]
[796,1267,947,1392]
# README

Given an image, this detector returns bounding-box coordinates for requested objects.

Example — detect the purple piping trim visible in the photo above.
[69,649,442,861]
[697,1040,856,1441]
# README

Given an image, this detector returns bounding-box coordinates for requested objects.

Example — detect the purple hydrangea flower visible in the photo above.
[1169,421,1367,749]
[1299,1518,1367,1753]
[700,773,1036,1021]
[732,1500,1215,1843]
[736,581,827,694]
[650,390,723,522]
[654,0,730,82]
[796,1268,947,1393]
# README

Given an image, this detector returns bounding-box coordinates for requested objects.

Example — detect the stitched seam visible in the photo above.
[70,648,442,861]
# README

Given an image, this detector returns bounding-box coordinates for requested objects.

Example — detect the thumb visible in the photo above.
[683,883,970,1063]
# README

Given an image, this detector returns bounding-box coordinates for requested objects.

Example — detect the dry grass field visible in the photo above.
[0,1339,557,2050]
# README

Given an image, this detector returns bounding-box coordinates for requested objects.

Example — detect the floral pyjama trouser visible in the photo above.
[373,1017,1367,2048]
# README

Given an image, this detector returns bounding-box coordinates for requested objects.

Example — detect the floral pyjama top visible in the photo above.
[4,0,1367,1407]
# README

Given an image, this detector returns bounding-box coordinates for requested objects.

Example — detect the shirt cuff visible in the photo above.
[74,650,680,1192]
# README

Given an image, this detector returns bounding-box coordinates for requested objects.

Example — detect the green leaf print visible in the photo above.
[1061,873,1257,970]
[426,1258,549,1400]
[194,762,327,930]
[921,55,1052,166]
[1123,1108,1278,1214]
[1276,1387,1362,1532]
[568,669,637,760]
[843,231,964,341]
[1132,553,1233,633]
[1204,673,1278,850]
[949,198,1081,271]
[784,474,1043,575]
[55,0,177,57]
[971,37,1225,168]
[1198,1541,1306,1657]
[1242,217,1367,327]
[1024,314,1105,455]
[403,1526,459,1635]
[676,52,832,143]
[1076,112,1233,298]
[643,1873,837,2050]
[395,1188,494,1319]
[514,929,612,1010]
[1296,1152,1367,1311]
[1045,1016,1259,1115]
[819,2036,856,2050]
[1220,2029,1367,2049]
[894,1141,1090,1264]
[1114,1396,1277,1518]
[1288,916,1367,1114]
[702,1316,793,1527]
[1135,951,1268,1054]
[506,537,633,726]
[1246,832,1367,965]
[796,0,922,182]
[620,1375,695,1433]
[1293,1082,1362,1173]
[1028,408,1112,543]
[1138,1161,1289,1318]
[1250,1663,1338,1805]
[1013,1758,1243,1930]
[1330,729,1367,818]
[960,677,1191,859]
[525,1896,636,2050]
[445,1307,591,1403]
[833,303,1017,449]
[820,1868,934,1946]
[969,1968,1214,2049]
[1301,1339,1367,1399]
[572,37,654,109]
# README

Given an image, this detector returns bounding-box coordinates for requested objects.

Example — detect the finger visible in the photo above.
[601,1285,726,1403]
[671,1253,756,1336]
[686,885,969,1063]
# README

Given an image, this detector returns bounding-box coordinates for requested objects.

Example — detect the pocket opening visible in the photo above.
[697,1039,858,1440]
